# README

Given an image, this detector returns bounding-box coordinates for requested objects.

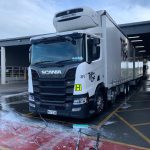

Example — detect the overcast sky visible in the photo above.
[0,0,150,39]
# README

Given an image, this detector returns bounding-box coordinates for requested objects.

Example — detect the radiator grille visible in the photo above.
[31,68,76,104]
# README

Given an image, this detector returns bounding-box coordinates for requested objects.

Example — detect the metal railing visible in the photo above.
[0,66,28,81]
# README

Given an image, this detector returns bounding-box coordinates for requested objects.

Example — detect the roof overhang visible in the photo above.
[120,21,150,59]
[0,36,32,47]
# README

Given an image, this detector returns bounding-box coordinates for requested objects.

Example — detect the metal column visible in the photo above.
[1,47,6,84]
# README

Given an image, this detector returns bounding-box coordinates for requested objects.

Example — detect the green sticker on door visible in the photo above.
[75,84,82,91]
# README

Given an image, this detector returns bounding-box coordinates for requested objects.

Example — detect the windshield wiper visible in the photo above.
[33,60,54,65]
[55,59,73,64]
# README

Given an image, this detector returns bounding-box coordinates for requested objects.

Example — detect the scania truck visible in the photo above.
[28,7,143,118]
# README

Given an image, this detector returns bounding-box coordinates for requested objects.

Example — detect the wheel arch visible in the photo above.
[95,82,106,95]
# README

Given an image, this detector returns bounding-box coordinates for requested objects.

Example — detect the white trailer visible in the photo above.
[28,7,143,118]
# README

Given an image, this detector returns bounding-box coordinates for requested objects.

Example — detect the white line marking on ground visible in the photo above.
[1,92,28,99]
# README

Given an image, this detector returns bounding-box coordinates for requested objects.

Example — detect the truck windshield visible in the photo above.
[31,36,84,65]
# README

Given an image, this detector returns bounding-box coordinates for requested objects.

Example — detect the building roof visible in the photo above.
[0,33,50,47]
[1,20,150,59]
[120,21,150,59]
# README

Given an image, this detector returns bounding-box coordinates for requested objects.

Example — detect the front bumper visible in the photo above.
[29,102,90,119]
[29,94,93,119]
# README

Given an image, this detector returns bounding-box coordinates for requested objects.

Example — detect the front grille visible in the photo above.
[31,68,76,104]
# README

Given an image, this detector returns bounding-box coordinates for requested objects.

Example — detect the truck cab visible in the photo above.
[28,30,103,118]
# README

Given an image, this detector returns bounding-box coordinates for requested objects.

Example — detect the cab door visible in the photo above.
[85,35,103,97]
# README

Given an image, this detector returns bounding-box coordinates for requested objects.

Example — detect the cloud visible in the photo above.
[0,0,59,39]
[113,5,150,24]
[84,0,150,24]
[0,0,150,39]
[100,0,150,24]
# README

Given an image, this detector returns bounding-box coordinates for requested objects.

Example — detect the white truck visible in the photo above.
[28,7,143,118]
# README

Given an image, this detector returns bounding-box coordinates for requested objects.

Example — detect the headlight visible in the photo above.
[73,97,87,105]
[72,107,81,112]
[29,103,35,108]
[29,95,35,101]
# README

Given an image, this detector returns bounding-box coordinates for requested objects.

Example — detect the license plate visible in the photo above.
[47,110,57,115]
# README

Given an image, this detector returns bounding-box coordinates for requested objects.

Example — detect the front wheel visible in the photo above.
[95,90,105,114]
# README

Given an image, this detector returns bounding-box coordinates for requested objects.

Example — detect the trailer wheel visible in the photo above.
[95,90,105,113]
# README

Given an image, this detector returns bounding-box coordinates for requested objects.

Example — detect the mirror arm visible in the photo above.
[87,60,92,64]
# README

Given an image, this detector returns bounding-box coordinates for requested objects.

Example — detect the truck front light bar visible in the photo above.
[73,97,87,105]
[29,103,35,108]
[29,94,35,102]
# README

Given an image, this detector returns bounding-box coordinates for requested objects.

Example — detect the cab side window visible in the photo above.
[87,38,100,61]
[93,45,100,60]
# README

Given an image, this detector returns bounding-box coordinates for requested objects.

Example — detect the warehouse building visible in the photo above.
[0,21,150,84]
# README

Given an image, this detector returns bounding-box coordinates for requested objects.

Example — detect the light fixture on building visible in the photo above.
[131,40,143,43]
[138,50,146,53]
[128,36,140,39]
[135,46,144,48]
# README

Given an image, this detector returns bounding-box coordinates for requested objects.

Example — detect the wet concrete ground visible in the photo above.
[0,80,150,150]
[0,82,27,96]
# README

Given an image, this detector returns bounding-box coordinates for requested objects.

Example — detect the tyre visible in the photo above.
[95,89,105,114]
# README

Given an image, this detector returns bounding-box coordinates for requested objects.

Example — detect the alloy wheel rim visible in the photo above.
[97,95,104,112]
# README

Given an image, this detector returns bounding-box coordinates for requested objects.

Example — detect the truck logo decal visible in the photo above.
[80,75,86,79]
[41,70,62,75]
[88,72,95,82]
[75,84,82,91]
